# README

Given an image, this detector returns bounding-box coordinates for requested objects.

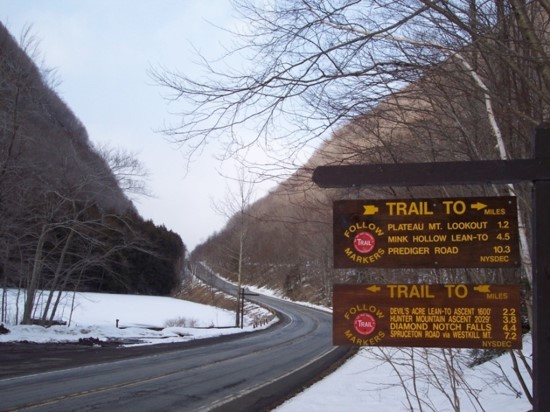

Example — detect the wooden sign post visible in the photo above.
[313,123,550,412]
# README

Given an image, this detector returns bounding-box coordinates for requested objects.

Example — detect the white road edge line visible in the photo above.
[197,346,342,412]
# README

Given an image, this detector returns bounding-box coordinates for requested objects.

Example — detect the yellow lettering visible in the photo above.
[386,201,434,216]
[434,246,459,254]
[387,285,435,298]
[387,247,430,255]
[480,255,510,263]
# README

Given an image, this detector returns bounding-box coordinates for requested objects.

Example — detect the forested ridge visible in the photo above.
[0,23,185,325]
[188,0,547,312]
[186,4,545,401]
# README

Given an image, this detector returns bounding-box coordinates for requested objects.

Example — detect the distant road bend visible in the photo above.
[0,267,352,412]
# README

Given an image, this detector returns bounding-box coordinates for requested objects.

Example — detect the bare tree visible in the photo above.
[371,346,529,411]
[212,167,256,326]
[152,1,548,166]
[96,144,151,200]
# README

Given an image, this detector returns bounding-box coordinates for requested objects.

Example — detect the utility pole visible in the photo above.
[235,226,244,327]
[240,287,259,329]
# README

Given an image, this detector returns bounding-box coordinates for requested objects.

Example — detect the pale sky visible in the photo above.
[1,0,275,251]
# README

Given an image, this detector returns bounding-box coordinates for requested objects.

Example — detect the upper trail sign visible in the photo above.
[333,196,519,268]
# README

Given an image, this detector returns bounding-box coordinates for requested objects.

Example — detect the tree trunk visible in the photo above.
[21,225,47,325]
[40,229,74,325]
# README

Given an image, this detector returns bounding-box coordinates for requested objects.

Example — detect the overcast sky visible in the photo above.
[1,0,276,251]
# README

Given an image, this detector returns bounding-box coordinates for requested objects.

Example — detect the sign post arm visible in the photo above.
[532,122,550,412]
[313,159,550,188]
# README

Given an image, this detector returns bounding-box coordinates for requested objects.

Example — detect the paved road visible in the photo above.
[0,290,350,411]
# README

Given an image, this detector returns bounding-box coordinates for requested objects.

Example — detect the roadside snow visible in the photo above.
[0,288,533,412]
[0,289,274,345]
[275,335,533,412]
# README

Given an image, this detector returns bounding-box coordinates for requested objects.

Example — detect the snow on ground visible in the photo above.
[0,288,533,412]
[275,335,533,412]
[0,289,274,345]
[247,286,533,412]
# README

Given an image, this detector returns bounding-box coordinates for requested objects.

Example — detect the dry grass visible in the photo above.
[174,276,276,328]
[174,278,237,312]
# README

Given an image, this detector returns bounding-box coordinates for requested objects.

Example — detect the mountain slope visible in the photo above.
[0,23,185,325]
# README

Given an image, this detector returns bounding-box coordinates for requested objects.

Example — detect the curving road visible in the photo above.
[0,270,351,411]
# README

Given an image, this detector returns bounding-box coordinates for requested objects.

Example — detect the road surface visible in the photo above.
[0,271,350,411]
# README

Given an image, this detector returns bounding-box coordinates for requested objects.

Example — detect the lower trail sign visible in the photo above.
[333,284,522,349]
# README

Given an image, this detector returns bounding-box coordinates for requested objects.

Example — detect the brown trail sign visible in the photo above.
[333,196,519,268]
[333,284,522,349]
[313,123,550,412]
